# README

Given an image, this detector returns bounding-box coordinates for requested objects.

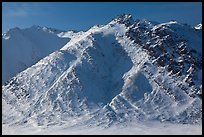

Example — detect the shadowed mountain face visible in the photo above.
[2,26,70,85]
[75,32,133,104]
[2,14,202,128]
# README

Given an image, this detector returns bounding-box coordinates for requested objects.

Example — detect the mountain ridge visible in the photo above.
[2,14,202,129]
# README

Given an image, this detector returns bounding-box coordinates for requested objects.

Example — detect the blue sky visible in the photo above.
[2,2,202,32]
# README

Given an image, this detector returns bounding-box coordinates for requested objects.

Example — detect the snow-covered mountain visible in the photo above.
[2,26,73,84]
[2,14,202,134]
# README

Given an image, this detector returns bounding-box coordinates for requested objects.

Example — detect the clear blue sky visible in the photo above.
[2,2,202,33]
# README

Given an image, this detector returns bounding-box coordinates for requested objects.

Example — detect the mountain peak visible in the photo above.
[7,27,21,33]
[112,14,134,26]
[31,25,42,29]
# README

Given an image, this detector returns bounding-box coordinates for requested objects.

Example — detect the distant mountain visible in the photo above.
[2,26,71,84]
[2,14,202,130]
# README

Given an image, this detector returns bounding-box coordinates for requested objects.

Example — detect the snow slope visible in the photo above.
[2,26,70,84]
[2,14,202,134]
[2,120,202,135]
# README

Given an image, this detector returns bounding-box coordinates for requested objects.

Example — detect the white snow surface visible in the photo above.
[2,120,202,135]
[2,15,202,135]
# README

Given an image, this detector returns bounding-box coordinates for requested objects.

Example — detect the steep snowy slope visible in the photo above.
[2,14,202,133]
[2,26,70,84]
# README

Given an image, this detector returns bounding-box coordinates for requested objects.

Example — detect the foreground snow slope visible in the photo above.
[2,14,202,134]
[2,26,70,84]
[2,120,202,135]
